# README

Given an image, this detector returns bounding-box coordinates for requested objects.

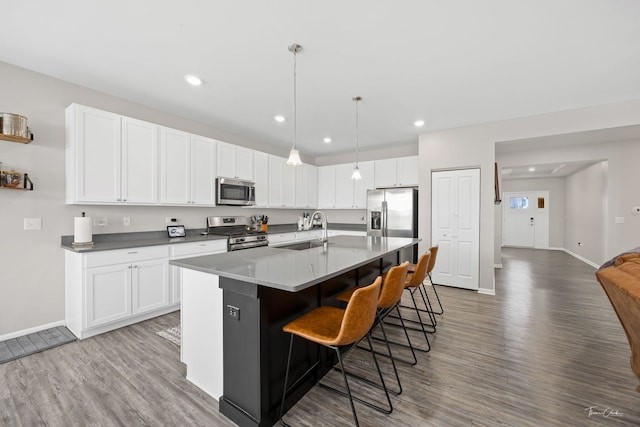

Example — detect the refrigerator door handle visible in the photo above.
[382,201,388,237]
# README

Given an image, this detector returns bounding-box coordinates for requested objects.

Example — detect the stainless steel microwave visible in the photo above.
[216,177,256,206]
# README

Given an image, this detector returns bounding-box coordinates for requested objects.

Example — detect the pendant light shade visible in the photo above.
[286,43,303,166]
[287,148,302,166]
[351,96,362,180]
[351,165,362,180]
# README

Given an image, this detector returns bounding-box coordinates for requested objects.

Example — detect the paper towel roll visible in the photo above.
[74,217,93,244]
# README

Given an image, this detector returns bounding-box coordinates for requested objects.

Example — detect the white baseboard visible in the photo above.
[478,288,496,296]
[0,319,66,342]
[562,249,599,269]
[547,247,564,251]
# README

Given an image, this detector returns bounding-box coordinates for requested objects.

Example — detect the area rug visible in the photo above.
[0,326,77,365]
[156,327,181,346]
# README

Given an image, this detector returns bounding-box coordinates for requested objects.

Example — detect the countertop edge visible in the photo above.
[171,237,419,293]
[61,223,367,253]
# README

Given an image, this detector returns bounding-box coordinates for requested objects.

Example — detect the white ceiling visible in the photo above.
[1,1,640,160]
[496,124,640,180]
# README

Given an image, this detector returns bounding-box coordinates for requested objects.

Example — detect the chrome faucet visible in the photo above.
[311,211,329,250]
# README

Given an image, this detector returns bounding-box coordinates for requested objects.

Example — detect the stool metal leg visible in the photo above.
[335,345,360,427]
[427,272,444,315]
[369,304,418,365]
[320,334,393,416]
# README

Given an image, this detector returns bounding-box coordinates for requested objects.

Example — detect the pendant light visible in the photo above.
[286,43,303,166]
[351,96,362,180]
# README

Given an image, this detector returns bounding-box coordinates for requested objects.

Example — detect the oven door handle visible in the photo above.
[230,241,269,251]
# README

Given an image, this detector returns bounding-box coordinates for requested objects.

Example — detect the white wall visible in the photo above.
[0,61,370,337]
[501,178,566,248]
[419,100,640,294]
[564,162,607,265]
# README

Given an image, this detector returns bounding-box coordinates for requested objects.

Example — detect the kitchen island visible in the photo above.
[170,235,418,427]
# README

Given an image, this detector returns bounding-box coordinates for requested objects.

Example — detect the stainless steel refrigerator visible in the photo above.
[367,188,418,263]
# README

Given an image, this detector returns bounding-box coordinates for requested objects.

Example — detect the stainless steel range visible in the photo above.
[206,216,268,251]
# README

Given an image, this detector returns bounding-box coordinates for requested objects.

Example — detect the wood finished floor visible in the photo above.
[2,248,639,426]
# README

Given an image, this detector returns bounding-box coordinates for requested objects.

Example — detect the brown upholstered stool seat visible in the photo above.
[283,306,349,346]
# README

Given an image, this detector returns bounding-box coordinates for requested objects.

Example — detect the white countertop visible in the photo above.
[170,235,418,292]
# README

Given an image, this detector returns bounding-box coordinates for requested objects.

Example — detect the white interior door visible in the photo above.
[502,192,535,247]
[502,191,549,248]
[431,168,480,290]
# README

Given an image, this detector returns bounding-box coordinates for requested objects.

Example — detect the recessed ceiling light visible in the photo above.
[184,74,203,86]
[528,167,536,172]
[274,115,285,123]
[323,137,332,143]
[414,120,425,127]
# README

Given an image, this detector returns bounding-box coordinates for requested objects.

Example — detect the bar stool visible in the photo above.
[334,262,414,395]
[279,277,384,427]
[406,245,443,323]
[386,251,433,352]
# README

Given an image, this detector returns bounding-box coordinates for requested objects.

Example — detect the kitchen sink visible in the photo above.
[277,240,330,251]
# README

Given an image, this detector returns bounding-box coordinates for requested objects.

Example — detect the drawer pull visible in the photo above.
[127,251,138,254]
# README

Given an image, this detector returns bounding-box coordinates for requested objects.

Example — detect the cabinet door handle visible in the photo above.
[128,251,138,254]
[133,265,138,268]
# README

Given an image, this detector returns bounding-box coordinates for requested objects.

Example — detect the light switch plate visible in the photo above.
[24,218,42,230]
[614,216,625,224]
[93,217,108,226]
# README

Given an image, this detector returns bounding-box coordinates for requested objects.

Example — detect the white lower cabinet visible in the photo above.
[66,246,173,339]
[132,259,170,315]
[84,264,132,328]
[169,240,227,304]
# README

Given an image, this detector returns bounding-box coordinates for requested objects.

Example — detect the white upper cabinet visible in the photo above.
[160,127,191,204]
[334,164,355,208]
[253,151,269,207]
[317,161,374,209]
[190,135,217,205]
[268,155,283,207]
[317,165,336,208]
[396,156,419,187]
[121,117,158,204]
[236,147,254,181]
[353,161,375,208]
[66,104,159,204]
[160,127,216,205]
[267,155,295,208]
[216,141,254,181]
[282,162,296,208]
[374,156,418,188]
[295,164,317,209]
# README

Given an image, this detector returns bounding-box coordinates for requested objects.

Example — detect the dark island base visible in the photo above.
[219,250,403,427]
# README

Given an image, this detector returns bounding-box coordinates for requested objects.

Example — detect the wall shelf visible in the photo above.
[1,173,34,191]
[0,133,33,144]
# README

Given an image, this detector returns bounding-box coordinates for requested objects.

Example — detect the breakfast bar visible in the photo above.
[171,235,418,427]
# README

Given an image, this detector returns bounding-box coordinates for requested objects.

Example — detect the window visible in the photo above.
[510,196,529,209]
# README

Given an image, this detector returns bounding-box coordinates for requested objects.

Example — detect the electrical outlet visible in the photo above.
[226,305,240,321]
[614,217,625,224]
[93,217,108,226]
[123,217,131,226]
[24,218,42,230]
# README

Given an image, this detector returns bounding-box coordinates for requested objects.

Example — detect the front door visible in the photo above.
[431,168,480,290]
[502,192,536,247]
[502,191,550,248]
